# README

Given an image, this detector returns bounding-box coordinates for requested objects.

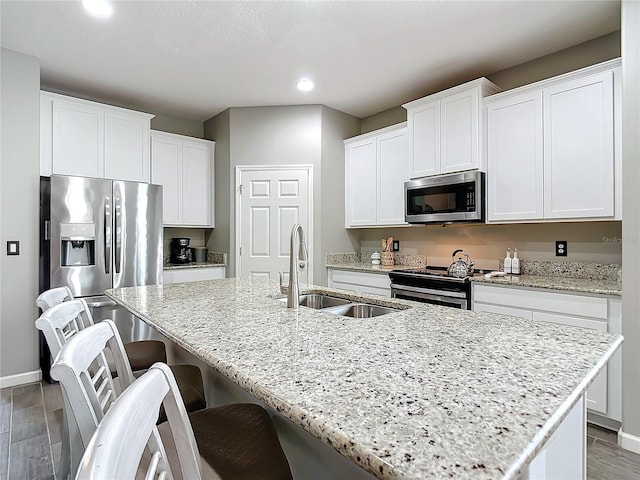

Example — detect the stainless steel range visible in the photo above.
[389,266,481,309]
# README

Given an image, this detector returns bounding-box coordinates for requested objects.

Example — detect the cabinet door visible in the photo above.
[377,128,409,225]
[52,99,104,178]
[181,140,212,226]
[544,71,614,219]
[104,111,150,182]
[408,100,440,178]
[533,311,608,414]
[440,88,478,174]
[487,91,544,221]
[345,138,377,226]
[151,135,182,225]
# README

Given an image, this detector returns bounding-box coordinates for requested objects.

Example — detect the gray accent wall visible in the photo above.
[621,0,640,444]
[0,49,41,379]
[151,113,205,138]
[204,105,359,282]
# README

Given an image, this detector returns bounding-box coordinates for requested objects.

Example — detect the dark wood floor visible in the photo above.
[1,381,639,479]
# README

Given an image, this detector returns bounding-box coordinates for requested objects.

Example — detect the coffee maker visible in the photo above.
[170,238,191,264]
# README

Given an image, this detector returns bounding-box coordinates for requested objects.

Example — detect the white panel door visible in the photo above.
[182,140,212,226]
[487,91,544,221]
[238,166,312,283]
[104,111,150,182]
[52,99,104,178]
[345,138,377,226]
[544,71,614,219]
[440,88,478,174]
[377,128,409,225]
[151,135,182,225]
[408,100,440,178]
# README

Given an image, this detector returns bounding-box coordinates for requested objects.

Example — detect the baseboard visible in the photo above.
[619,429,640,454]
[0,369,42,388]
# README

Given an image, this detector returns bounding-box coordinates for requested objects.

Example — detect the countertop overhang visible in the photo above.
[106,278,622,479]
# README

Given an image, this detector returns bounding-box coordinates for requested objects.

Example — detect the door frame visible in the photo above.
[235,165,314,281]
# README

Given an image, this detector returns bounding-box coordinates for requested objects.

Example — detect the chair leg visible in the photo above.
[57,407,70,480]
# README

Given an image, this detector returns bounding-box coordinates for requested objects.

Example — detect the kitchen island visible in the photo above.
[106,278,622,479]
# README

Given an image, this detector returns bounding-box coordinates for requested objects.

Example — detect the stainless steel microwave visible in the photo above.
[405,171,485,224]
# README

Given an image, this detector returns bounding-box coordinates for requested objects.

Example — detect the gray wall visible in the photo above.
[151,113,204,138]
[358,222,622,270]
[360,32,621,134]
[0,49,41,379]
[621,0,640,444]
[204,105,359,282]
[319,107,361,285]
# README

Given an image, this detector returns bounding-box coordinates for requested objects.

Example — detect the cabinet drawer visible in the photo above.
[473,284,607,319]
[330,270,391,289]
[474,303,533,320]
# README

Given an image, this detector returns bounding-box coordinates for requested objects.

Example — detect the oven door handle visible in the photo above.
[390,283,467,299]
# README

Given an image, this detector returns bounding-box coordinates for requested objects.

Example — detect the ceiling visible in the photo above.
[0,1,621,122]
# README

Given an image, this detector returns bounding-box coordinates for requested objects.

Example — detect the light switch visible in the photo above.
[7,241,20,256]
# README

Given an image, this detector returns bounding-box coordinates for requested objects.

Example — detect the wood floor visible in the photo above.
[1,381,639,480]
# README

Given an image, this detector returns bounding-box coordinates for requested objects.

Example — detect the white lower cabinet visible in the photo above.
[163,266,226,284]
[327,269,391,298]
[472,283,619,417]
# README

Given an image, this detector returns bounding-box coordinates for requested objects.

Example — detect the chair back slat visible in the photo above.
[76,364,203,480]
[51,320,135,448]
[35,299,95,359]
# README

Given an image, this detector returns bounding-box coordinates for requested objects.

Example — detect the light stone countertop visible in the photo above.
[327,262,621,297]
[471,274,621,297]
[106,278,622,480]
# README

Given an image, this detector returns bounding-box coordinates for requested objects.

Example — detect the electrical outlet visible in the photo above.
[555,240,567,257]
[392,240,400,252]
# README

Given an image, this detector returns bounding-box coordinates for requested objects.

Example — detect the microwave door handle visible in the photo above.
[104,197,111,275]
[114,192,122,274]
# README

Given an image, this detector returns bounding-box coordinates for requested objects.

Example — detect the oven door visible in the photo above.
[390,283,469,309]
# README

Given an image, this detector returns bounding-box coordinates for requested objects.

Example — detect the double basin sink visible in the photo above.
[278,293,401,318]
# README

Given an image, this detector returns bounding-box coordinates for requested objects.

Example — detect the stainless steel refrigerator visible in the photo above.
[39,175,163,381]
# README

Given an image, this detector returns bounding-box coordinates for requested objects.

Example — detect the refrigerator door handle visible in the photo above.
[104,197,111,275]
[115,191,122,274]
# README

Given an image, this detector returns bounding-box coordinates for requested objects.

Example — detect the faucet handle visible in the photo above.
[278,271,289,294]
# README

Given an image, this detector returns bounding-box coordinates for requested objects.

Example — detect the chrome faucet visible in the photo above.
[280,224,307,308]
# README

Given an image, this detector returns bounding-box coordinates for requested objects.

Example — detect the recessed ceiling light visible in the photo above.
[296,78,314,92]
[82,0,114,18]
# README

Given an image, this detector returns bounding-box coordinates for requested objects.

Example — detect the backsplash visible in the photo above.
[518,260,621,282]
[326,252,426,267]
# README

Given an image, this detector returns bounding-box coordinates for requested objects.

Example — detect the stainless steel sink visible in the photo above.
[275,293,401,317]
[276,293,351,309]
[323,303,400,318]
[300,294,352,309]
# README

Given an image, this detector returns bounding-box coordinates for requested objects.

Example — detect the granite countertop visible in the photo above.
[164,262,226,270]
[327,261,622,297]
[106,278,621,480]
[471,274,621,297]
[326,262,400,273]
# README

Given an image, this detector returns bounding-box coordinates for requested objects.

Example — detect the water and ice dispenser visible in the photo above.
[60,223,95,266]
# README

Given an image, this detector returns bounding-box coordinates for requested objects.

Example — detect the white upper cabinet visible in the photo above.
[150,131,215,227]
[345,123,409,227]
[403,78,500,178]
[40,91,153,182]
[543,71,614,219]
[487,91,544,221]
[485,59,620,223]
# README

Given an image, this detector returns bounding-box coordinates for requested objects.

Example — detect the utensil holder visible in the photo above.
[381,252,394,266]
